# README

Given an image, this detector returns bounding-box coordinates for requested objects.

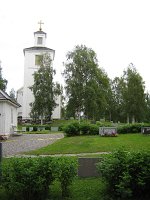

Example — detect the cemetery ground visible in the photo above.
[26,133,150,155]
[0,127,150,199]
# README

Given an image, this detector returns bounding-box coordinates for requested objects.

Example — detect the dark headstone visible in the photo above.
[78,158,101,177]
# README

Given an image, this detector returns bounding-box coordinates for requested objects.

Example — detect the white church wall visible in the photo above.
[0,103,5,134]
[17,27,61,121]
[0,102,18,135]
[34,33,46,47]
[22,50,59,119]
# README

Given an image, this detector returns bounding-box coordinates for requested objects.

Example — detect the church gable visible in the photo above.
[0,90,21,108]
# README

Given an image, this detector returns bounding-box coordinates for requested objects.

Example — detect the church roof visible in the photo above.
[0,90,21,108]
[34,30,46,35]
[23,46,55,55]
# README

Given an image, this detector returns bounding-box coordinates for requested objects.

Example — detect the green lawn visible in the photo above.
[50,177,104,200]
[26,133,150,155]
[0,177,106,200]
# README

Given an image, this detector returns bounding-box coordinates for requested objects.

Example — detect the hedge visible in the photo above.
[97,149,150,200]
[2,157,77,200]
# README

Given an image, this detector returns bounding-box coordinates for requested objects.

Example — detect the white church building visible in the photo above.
[17,24,61,121]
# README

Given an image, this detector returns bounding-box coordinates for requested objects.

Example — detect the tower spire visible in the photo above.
[38,20,44,31]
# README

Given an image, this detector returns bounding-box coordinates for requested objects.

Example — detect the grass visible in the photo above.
[26,133,150,155]
[50,177,105,200]
[0,177,106,200]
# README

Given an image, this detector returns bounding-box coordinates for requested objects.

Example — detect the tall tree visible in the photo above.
[30,54,61,124]
[0,61,7,91]
[63,45,110,120]
[114,63,146,123]
[110,77,127,122]
[123,63,146,123]
[144,92,150,122]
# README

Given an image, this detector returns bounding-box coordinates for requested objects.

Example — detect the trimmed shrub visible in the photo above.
[2,157,78,199]
[52,157,78,198]
[2,157,54,200]
[117,123,142,134]
[33,126,37,131]
[97,149,150,200]
[80,123,90,135]
[64,122,80,136]
[44,125,51,130]
[26,126,29,131]
[89,124,99,135]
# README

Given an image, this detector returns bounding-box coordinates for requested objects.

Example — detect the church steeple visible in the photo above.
[38,20,44,31]
[34,21,47,47]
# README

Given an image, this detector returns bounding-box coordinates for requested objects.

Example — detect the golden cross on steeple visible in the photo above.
[38,20,44,31]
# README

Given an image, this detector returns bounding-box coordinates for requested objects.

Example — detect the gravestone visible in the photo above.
[99,127,117,136]
[51,127,58,132]
[29,127,33,132]
[78,158,101,177]
[22,127,26,132]
[141,127,150,134]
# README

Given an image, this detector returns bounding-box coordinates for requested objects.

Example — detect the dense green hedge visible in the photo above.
[21,121,150,135]
[117,123,142,134]
[64,122,100,136]
[2,157,77,200]
[97,150,150,200]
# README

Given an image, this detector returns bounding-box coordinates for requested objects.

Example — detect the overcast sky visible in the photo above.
[0,0,150,93]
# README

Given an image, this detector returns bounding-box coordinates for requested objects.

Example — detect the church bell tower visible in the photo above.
[21,22,57,120]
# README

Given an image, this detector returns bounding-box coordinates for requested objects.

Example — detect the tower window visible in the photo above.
[35,55,42,65]
[37,37,43,45]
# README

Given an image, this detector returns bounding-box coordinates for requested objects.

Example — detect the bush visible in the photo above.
[2,157,54,200]
[80,123,90,135]
[64,122,80,136]
[33,126,37,131]
[2,157,78,199]
[89,124,99,135]
[97,149,150,200]
[117,123,142,134]
[52,157,78,198]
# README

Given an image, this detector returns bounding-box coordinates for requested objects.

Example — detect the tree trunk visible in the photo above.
[41,115,43,125]
[127,114,129,124]
[132,115,135,124]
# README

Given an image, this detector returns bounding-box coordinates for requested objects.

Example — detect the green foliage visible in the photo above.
[51,157,78,198]
[63,44,110,121]
[110,64,146,123]
[2,157,54,200]
[97,149,150,200]
[64,121,101,136]
[80,123,90,135]
[29,53,61,124]
[89,124,99,135]
[2,157,77,199]
[117,123,143,134]
[64,121,80,136]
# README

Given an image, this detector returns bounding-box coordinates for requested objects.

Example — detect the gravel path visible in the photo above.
[1,133,64,157]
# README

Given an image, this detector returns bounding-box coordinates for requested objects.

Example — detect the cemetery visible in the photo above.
[0,23,150,200]
[0,119,150,199]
